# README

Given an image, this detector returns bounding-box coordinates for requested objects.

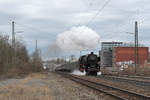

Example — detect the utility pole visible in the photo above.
[126,21,139,73]
[35,40,37,52]
[135,21,139,73]
[34,40,38,71]
[136,21,139,69]
[12,21,15,47]
[12,21,16,67]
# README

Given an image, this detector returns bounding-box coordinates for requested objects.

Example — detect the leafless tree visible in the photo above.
[0,34,43,75]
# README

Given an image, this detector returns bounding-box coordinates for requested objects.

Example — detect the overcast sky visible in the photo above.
[0,0,150,59]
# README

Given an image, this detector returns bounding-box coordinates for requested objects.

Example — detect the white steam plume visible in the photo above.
[56,26,100,51]
[71,70,86,76]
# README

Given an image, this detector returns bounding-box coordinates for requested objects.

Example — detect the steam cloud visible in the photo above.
[71,70,102,76]
[71,70,86,76]
[56,26,100,51]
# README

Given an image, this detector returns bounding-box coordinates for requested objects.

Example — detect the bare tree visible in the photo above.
[0,34,43,76]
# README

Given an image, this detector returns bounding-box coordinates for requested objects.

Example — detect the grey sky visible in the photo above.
[0,0,150,59]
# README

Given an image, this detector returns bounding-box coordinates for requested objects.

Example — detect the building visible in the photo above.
[101,42,149,72]
[114,47,148,65]
[101,42,123,67]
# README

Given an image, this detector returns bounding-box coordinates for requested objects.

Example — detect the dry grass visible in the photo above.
[0,72,104,100]
[0,73,53,100]
[26,73,47,79]
[119,66,150,76]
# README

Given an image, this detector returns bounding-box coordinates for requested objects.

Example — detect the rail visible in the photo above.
[99,75,150,87]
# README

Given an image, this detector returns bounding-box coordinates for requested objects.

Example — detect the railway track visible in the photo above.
[57,72,150,100]
[98,75,150,87]
[118,75,150,80]
[103,74,150,80]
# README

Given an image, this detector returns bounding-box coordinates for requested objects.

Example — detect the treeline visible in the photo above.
[0,34,43,76]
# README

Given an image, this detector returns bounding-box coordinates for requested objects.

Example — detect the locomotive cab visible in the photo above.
[79,55,87,72]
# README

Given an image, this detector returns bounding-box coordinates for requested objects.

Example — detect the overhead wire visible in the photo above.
[99,9,141,40]
[86,0,111,26]
[14,22,46,33]
[81,0,149,51]
[77,0,95,26]
[14,0,111,54]
[14,21,50,47]
[77,0,111,28]
[76,0,111,53]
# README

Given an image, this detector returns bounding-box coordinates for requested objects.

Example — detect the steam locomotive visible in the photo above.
[79,52,100,76]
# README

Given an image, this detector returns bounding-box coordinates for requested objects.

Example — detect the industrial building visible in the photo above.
[101,42,149,72]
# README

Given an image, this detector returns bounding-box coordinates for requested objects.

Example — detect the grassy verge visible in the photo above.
[0,73,53,100]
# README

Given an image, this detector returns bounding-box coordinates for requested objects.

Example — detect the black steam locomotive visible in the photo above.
[79,52,100,75]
